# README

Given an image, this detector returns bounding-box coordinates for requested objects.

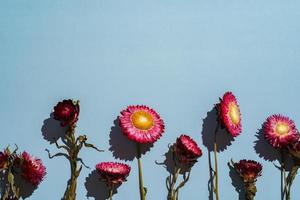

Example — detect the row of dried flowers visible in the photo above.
[0,92,299,200]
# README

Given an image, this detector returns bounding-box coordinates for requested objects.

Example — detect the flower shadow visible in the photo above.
[201,106,235,200]
[0,171,37,199]
[85,170,119,200]
[201,107,235,152]
[254,128,281,162]
[254,128,293,171]
[156,144,192,175]
[228,163,245,200]
[109,118,153,161]
[41,113,67,144]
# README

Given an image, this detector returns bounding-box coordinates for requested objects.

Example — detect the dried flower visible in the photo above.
[119,105,165,144]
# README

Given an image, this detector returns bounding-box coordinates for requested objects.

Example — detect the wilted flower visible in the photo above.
[119,105,165,144]
[231,159,262,200]
[234,159,262,182]
[175,134,202,164]
[263,114,299,148]
[0,150,9,170]
[54,99,80,127]
[96,162,131,186]
[21,152,46,186]
[219,92,242,137]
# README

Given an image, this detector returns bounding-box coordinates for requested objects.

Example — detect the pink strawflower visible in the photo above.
[175,134,202,164]
[96,162,131,186]
[263,114,299,148]
[119,105,165,144]
[219,92,242,137]
[21,152,46,186]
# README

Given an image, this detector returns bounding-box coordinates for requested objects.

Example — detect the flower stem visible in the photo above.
[136,143,146,200]
[168,167,181,200]
[280,151,289,200]
[63,125,79,200]
[213,123,220,200]
[284,165,298,200]
[109,187,113,200]
[245,181,256,200]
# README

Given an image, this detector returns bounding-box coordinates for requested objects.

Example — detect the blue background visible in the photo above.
[1,1,300,199]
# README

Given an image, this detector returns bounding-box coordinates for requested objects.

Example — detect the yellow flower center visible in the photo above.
[229,103,240,125]
[131,111,154,130]
[275,123,289,135]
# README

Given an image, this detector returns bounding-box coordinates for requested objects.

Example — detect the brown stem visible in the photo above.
[245,181,256,200]
[167,167,181,200]
[63,160,78,200]
[109,187,113,200]
[63,125,79,200]
[285,166,298,200]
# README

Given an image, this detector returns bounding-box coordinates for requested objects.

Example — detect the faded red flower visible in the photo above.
[175,134,202,164]
[96,162,131,186]
[21,152,46,186]
[119,105,165,144]
[0,150,9,169]
[54,99,80,126]
[263,114,299,148]
[234,159,262,182]
[219,92,242,137]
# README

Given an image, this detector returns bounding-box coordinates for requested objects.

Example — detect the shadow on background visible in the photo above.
[109,118,153,161]
[85,170,119,200]
[201,107,235,152]
[201,106,235,200]
[0,170,37,199]
[156,144,192,175]
[254,128,281,162]
[41,113,66,144]
[228,163,245,200]
[254,127,295,200]
[254,128,293,171]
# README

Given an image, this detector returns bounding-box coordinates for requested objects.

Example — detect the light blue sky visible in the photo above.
[0,1,300,199]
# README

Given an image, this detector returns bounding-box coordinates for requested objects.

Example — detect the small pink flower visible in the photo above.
[234,159,262,182]
[219,92,242,137]
[119,105,165,144]
[21,152,46,186]
[96,162,131,186]
[263,114,299,148]
[175,134,202,164]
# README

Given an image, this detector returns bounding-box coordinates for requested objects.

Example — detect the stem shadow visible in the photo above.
[201,106,235,200]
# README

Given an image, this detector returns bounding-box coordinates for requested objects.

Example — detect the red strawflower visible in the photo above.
[21,152,46,186]
[119,105,165,144]
[175,134,202,164]
[263,114,299,148]
[234,159,262,182]
[53,99,80,127]
[219,92,242,137]
[96,162,131,186]
[0,150,9,169]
